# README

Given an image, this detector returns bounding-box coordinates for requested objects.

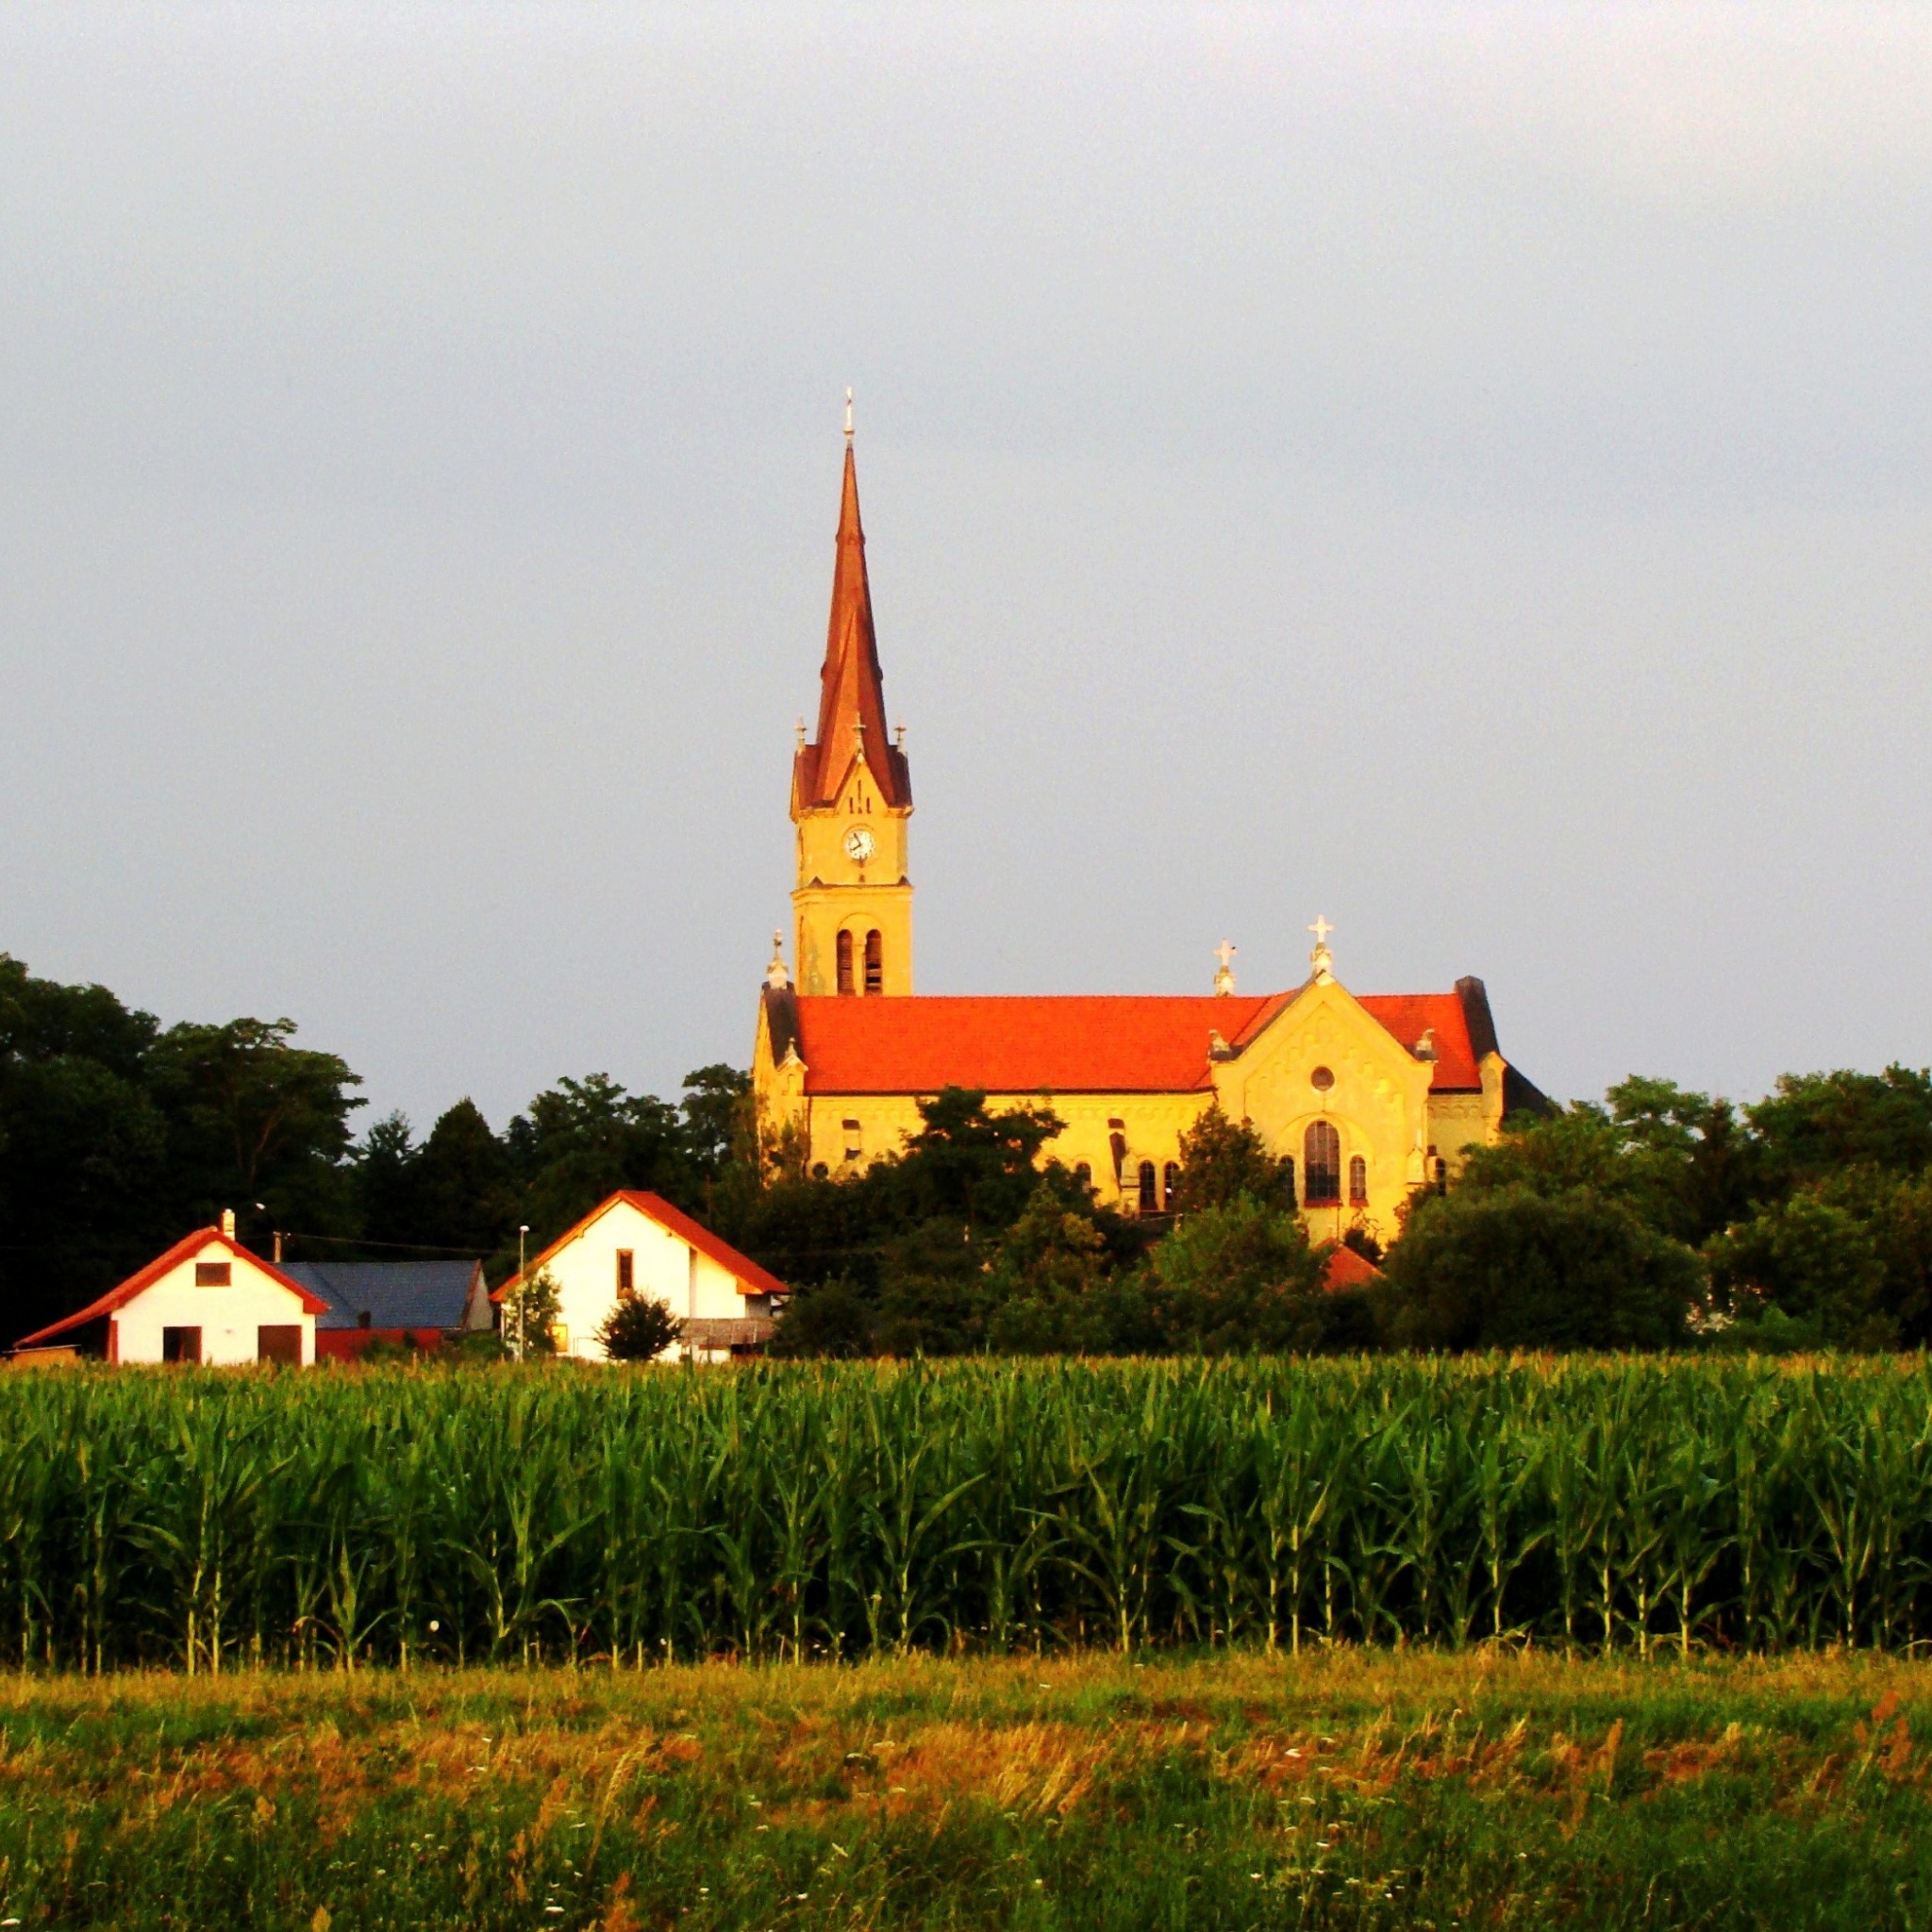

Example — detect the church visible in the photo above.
[752,418,1549,1244]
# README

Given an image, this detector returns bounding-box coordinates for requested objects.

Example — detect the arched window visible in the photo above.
[1348,1156,1368,1205]
[1434,1157,1448,1196]
[1108,1121,1126,1190]
[836,929,855,994]
[1138,1160,1158,1212]
[1304,1122,1341,1204]
[1163,1161,1181,1210]
[864,928,883,994]
[1074,1161,1093,1197]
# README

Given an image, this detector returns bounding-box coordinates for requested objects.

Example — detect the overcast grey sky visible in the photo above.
[2,3,1928,1133]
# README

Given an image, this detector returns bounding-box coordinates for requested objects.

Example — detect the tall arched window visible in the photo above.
[1108,1122,1126,1190]
[864,929,883,994]
[1138,1160,1158,1212]
[1163,1161,1181,1210]
[1304,1121,1341,1204]
[1348,1156,1368,1205]
[836,929,855,994]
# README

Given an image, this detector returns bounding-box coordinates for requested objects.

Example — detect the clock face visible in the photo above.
[843,825,876,863]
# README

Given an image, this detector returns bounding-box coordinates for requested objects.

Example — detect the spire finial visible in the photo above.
[853,711,866,761]
[844,386,854,440]
[1213,940,1237,997]
[1307,914,1336,985]
[766,930,792,991]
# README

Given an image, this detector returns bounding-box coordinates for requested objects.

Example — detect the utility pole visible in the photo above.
[515,1225,530,1362]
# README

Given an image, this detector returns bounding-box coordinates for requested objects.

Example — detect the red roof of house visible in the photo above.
[14,1228,331,1351]
[491,1191,788,1305]
[788,990,1483,1097]
[1321,1244,1386,1292]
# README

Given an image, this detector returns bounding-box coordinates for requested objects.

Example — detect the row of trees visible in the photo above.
[0,954,747,1340]
[754,1069,1932,1356]
[8,948,1932,1352]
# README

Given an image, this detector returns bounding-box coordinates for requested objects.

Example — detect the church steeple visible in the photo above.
[788,399,915,997]
[793,428,911,814]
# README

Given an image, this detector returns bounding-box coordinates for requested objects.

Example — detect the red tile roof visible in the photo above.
[491,1191,788,1304]
[1356,994,1482,1090]
[1321,1244,1386,1292]
[790,990,1484,1097]
[14,1228,330,1351]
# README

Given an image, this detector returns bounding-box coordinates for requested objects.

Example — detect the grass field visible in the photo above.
[4,1651,1932,1929]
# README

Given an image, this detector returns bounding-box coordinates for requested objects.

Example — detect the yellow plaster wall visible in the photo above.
[792,758,913,996]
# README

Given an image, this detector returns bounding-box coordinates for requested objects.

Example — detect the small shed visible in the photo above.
[493,1191,785,1362]
[281,1259,491,1360]
[12,1221,329,1365]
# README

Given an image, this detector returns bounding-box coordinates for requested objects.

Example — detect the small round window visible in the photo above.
[1310,1066,1335,1091]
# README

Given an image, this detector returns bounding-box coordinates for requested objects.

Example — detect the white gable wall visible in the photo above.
[112,1239,316,1365]
[537,1198,752,1362]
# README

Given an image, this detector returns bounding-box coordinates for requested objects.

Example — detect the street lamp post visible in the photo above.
[513,1221,529,1359]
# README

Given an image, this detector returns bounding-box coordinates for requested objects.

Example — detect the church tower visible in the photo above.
[790,405,913,996]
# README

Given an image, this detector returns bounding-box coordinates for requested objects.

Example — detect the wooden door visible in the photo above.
[257,1324,302,1366]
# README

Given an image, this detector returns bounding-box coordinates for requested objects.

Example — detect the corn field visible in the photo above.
[4,1357,1932,1671]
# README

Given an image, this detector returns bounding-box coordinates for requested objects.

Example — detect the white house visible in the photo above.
[495,1191,784,1362]
[13,1215,330,1365]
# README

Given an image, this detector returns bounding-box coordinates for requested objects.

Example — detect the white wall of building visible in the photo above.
[111,1240,316,1365]
[531,1198,758,1362]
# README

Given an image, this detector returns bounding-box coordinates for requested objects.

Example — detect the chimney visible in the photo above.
[220,1208,236,1240]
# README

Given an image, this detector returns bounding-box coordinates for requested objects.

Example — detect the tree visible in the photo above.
[1142,1195,1330,1353]
[596,1293,684,1361]
[1170,1105,1292,1213]
[147,1016,364,1242]
[408,1099,513,1254]
[876,1087,1066,1230]
[506,1073,693,1250]
[1385,1185,1700,1351]
[983,1182,1111,1354]
[1707,1174,1885,1344]
[501,1266,562,1358]
[1748,1067,1932,1189]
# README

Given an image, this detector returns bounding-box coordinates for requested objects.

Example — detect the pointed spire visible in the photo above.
[796,409,909,809]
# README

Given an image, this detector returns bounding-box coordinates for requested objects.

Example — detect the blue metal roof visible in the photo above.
[282,1260,480,1332]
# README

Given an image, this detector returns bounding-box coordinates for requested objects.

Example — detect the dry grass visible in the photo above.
[3,1650,1932,1926]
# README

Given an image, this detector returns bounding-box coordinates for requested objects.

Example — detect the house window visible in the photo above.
[836,929,855,994]
[616,1250,635,1297]
[1304,1121,1342,1205]
[1108,1126,1126,1189]
[1074,1161,1092,1195]
[162,1326,202,1364]
[257,1325,301,1365]
[1138,1160,1158,1211]
[194,1261,231,1287]
[1349,1156,1368,1205]
[864,929,883,994]
[1435,1157,1449,1196]
[1163,1161,1180,1210]
[842,1118,863,1160]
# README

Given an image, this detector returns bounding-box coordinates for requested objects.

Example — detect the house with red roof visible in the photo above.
[491,1191,784,1362]
[750,412,1551,1248]
[12,1212,330,1365]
